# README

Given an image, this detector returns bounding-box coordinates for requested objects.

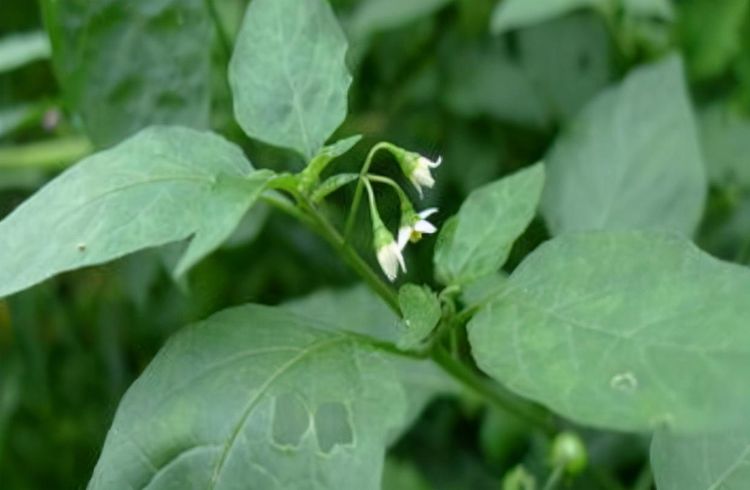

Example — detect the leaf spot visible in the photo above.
[610,372,638,393]
[314,401,353,454]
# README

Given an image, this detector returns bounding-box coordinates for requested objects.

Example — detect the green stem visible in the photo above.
[431,347,555,435]
[366,174,410,203]
[204,0,232,61]
[344,142,396,240]
[0,136,92,169]
[542,466,565,490]
[260,191,310,225]
[301,198,400,314]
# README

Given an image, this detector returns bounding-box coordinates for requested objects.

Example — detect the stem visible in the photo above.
[301,198,400,313]
[344,142,396,240]
[204,0,232,61]
[542,466,565,490]
[0,136,92,169]
[431,348,555,435]
[260,191,310,225]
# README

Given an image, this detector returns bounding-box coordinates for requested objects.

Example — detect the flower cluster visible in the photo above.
[366,149,442,281]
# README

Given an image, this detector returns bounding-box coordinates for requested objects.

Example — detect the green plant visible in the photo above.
[2,0,750,488]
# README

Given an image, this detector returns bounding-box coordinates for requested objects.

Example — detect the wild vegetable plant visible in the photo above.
[2,0,750,489]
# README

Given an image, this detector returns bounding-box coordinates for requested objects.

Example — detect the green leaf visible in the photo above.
[435,163,545,285]
[678,0,750,80]
[651,428,750,489]
[397,284,441,350]
[0,126,273,299]
[518,12,612,121]
[442,37,549,128]
[40,0,214,148]
[490,0,606,34]
[541,55,706,236]
[302,135,362,190]
[0,31,50,74]
[468,231,750,432]
[88,304,408,489]
[229,0,351,160]
[284,285,458,441]
[700,103,750,189]
[348,0,453,40]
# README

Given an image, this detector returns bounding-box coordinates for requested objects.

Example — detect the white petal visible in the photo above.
[418,208,438,219]
[377,246,398,281]
[394,243,407,273]
[377,242,406,280]
[397,226,411,250]
[414,220,437,234]
[412,167,435,188]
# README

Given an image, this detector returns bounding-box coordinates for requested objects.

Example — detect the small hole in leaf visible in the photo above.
[314,402,353,453]
[271,393,310,448]
[610,372,638,393]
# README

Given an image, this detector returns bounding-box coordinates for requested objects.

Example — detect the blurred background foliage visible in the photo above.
[0,0,748,488]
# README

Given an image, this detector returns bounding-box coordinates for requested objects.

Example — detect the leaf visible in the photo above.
[88,304,408,489]
[284,285,458,441]
[468,231,750,432]
[397,284,441,350]
[435,163,545,286]
[678,0,750,80]
[651,428,750,490]
[0,126,273,299]
[700,103,750,189]
[490,0,606,34]
[302,135,362,189]
[348,0,453,40]
[541,55,706,236]
[0,31,50,74]
[518,12,612,121]
[40,0,214,148]
[229,0,351,160]
[442,37,549,128]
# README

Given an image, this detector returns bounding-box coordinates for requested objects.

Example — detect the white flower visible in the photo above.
[397,208,438,250]
[376,240,406,281]
[403,154,442,197]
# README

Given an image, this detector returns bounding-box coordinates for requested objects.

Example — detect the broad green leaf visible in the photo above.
[0,31,50,73]
[88,304,408,490]
[678,0,750,80]
[397,284,441,351]
[284,285,402,343]
[490,0,606,34]
[542,55,706,236]
[348,0,453,39]
[229,0,351,160]
[284,285,458,440]
[468,231,750,432]
[700,103,750,189]
[518,12,611,121]
[442,37,549,128]
[0,126,273,299]
[435,163,545,285]
[40,0,213,148]
[651,428,750,489]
